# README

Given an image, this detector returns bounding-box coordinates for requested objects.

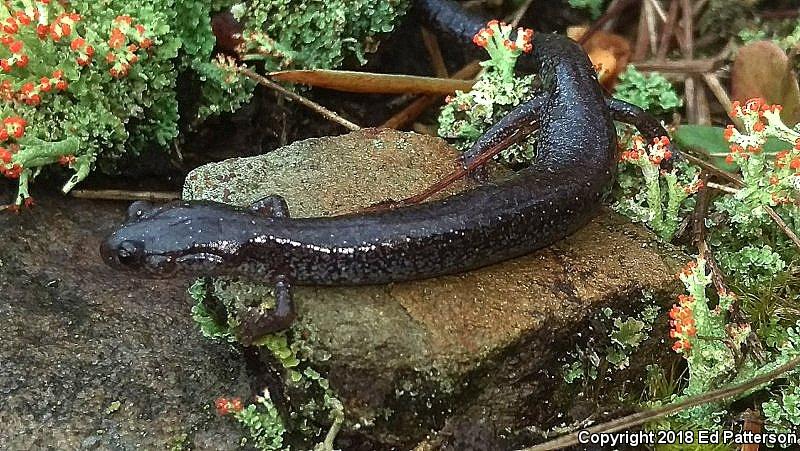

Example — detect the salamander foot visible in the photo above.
[249,194,290,218]
[237,275,297,345]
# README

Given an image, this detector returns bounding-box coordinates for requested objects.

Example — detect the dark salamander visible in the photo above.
[101,0,671,341]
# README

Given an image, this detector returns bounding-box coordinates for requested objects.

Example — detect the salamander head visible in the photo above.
[101,200,249,278]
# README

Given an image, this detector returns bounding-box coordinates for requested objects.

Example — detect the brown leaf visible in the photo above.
[568,26,632,89]
[731,41,800,125]
[269,70,475,95]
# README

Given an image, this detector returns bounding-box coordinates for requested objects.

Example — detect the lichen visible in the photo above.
[561,294,661,383]
[233,0,410,70]
[190,280,346,449]
[437,19,538,166]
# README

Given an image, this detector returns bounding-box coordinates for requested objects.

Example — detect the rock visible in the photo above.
[0,194,253,449]
[184,128,685,449]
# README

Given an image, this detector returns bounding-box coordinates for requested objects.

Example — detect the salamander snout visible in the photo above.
[101,238,144,270]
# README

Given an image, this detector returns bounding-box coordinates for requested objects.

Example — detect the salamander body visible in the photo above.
[101,0,668,338]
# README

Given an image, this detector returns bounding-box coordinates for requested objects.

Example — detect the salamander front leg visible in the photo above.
[237,275,297,345]
[249,194,290,218]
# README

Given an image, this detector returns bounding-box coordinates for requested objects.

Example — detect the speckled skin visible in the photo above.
[101,29,616,287]
[101,0,678,293]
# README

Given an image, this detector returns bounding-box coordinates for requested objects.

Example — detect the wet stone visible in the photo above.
[0,194,254,449]
[184,128,685,448]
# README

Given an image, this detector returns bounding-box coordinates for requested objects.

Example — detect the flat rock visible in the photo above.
[184,128,685,448]
[0,194,254,449]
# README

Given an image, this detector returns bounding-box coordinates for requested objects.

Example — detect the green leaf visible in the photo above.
[674,125,794,172]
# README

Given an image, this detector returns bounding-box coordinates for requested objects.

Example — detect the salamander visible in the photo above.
[101,0,671,342]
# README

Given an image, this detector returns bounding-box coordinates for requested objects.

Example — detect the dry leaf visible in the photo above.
[568,26,632,88]
[269,70,475,95]
[731,41,800,125]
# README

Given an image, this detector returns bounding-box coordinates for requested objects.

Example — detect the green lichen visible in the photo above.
[568,0,606,19]
[653,259,800,431]
[232,390,287,451]
[190,279,345,449]
[562,297,660,383]
[233,0,410,70]
[613,66,683,117]
[613,134,700,242]
[437,19,538,165]
[1,0,410,206]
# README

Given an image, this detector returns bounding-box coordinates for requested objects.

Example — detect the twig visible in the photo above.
[765,206,800,250]
[600,0,625,31]
[645,0,667,22]
[691,0,709,18]
[517,357,800,451]
[382,0,534,130]
[359,125,529,212]
[681,153,741,185]
[579,0,640,45]
[696,173,768,363]
[680,0,694,59]
[69,189,181,201]
[685,77,698,123]
[633,1,651,61]
[237,66,361,131]
[379,61,481,129]
[702,72,733,115]
[508,0,536,28]
[682,153,800,250]
[696,82,711,125]
[757,9,800,20]
[705,181,739,194]
[692,173,727,293]
[656,0,679,61]
[645,0,659,58]
[399,131,519,204]
[421,27,449,78]
[635,58,718,73]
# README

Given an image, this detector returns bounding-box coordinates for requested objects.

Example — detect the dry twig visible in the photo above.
[238,66,361,131]
[70,190,181,202]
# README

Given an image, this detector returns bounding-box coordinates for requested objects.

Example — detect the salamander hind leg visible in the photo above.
[461,93,547,180]
[236,275,297,345]
[606,97,680,169]
[606,97,673,144]
[249,194,290,218]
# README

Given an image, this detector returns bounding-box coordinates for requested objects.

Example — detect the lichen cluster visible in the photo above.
[0,0,410,207]
[233,0,409,70]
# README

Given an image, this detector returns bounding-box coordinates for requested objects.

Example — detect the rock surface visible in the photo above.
[184,128,685,449]
[0,194,254,449]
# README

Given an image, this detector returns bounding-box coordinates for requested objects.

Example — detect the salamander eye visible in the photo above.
[117,240,141,265]
[126,201,153,221]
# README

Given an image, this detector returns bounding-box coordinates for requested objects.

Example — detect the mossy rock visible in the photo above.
[184,128,686,448]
